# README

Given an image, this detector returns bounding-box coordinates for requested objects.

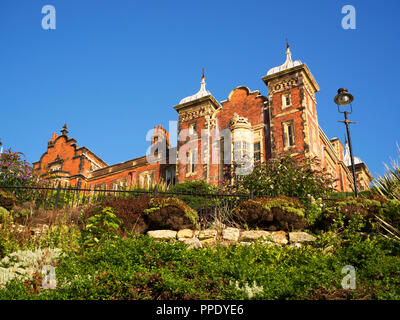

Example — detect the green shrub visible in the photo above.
[170,180,220,217]
[233,195,307,231]
[81,207,122,248]
[2,234,399,300]
[231,154,335,199]
[0,207,11,224]
[0,190,16,211]
[382,199,400,229]
[83,195,150,234]
[372,145,400,200]
[144,197,199,230]
[313,196,383,232]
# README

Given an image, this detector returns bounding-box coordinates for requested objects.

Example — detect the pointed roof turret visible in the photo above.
[178,68,212,105]
[266,39,303,76]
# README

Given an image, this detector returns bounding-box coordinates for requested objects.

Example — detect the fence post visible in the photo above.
[54,182,61,211]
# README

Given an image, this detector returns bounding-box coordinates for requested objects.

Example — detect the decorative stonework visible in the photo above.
[229,113,251,130]
[268,77,299,95]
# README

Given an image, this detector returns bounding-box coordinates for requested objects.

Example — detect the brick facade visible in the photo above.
[33,46,373,192]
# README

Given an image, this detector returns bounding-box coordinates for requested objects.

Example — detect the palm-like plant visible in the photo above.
[373,144,400,200]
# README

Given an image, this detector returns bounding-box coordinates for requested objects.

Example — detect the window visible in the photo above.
[283,121,295,148]
[254,142,261,162]
[282,93,291,108]
[186,149,197,174]
[233,140,251,163]
[139,172,154,188]
[165,167,176,186]
[188,123,197,136]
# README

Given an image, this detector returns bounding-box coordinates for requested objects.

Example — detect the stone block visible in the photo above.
[288,232,316,243]
[147,230,177,240]
[222,227,240,242]
[239,230,271,242]
[177,229,194,239]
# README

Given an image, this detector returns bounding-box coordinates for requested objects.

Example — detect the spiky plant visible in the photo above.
[373,144,400,200]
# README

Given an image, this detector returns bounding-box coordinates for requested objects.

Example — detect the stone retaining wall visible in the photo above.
[147,228,316,249]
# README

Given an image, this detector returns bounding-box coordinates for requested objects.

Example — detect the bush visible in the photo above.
[169,180,220,217]
[2,234,399,300]
[81,207,122,247]
[231,154,335,199]
[0,207,11,224]
[83,195,150,234]
[232,195,308,231]
[313,196,383,232]
[0,148,46,188]
[382,199,400,229]
[0,190,16,211]
[144,197,199,230]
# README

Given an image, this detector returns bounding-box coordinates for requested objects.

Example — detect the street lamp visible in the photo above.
[334,88,358,197]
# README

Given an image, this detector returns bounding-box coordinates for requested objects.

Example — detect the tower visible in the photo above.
[173,70,220,183]
[262,41,322,161]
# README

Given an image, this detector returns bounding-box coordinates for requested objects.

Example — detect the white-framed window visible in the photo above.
[186,148,197,174]
[139,172,154,188]
[283,121,295,148]
[282,93,291,108]
[188,122,197,136]
[233,140,252,163]
[254,142,261,162]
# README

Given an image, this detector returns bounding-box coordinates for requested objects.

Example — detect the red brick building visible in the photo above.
[33,44,372,192]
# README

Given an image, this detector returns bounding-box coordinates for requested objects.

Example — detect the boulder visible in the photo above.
[147,230,177,240]
[222,227,240,242]
[288,232,316,243]
[239,230,271,242]
[177,229,194,239]
[271,231,288,245]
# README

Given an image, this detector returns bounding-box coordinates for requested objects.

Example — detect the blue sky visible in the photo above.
[0,0,399,179]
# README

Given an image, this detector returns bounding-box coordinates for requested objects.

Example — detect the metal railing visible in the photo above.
[0,184,365,213]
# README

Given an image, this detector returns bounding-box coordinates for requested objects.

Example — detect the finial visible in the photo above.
[286,38,289,49]
[61,123,69,135]
[201,68,205,80]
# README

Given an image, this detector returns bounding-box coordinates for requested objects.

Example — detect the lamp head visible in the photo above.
[334,88,354,106]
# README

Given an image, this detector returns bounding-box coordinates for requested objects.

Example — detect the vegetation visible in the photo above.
[144,197,199,231]
[229,154,335,199]
[0,149,399,300]
[0,148,46,188]
[373,145,400,200]
[0,231,399,300]
[232,195,307,231]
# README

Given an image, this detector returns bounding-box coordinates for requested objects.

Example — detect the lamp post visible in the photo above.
[334,88,358,197]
